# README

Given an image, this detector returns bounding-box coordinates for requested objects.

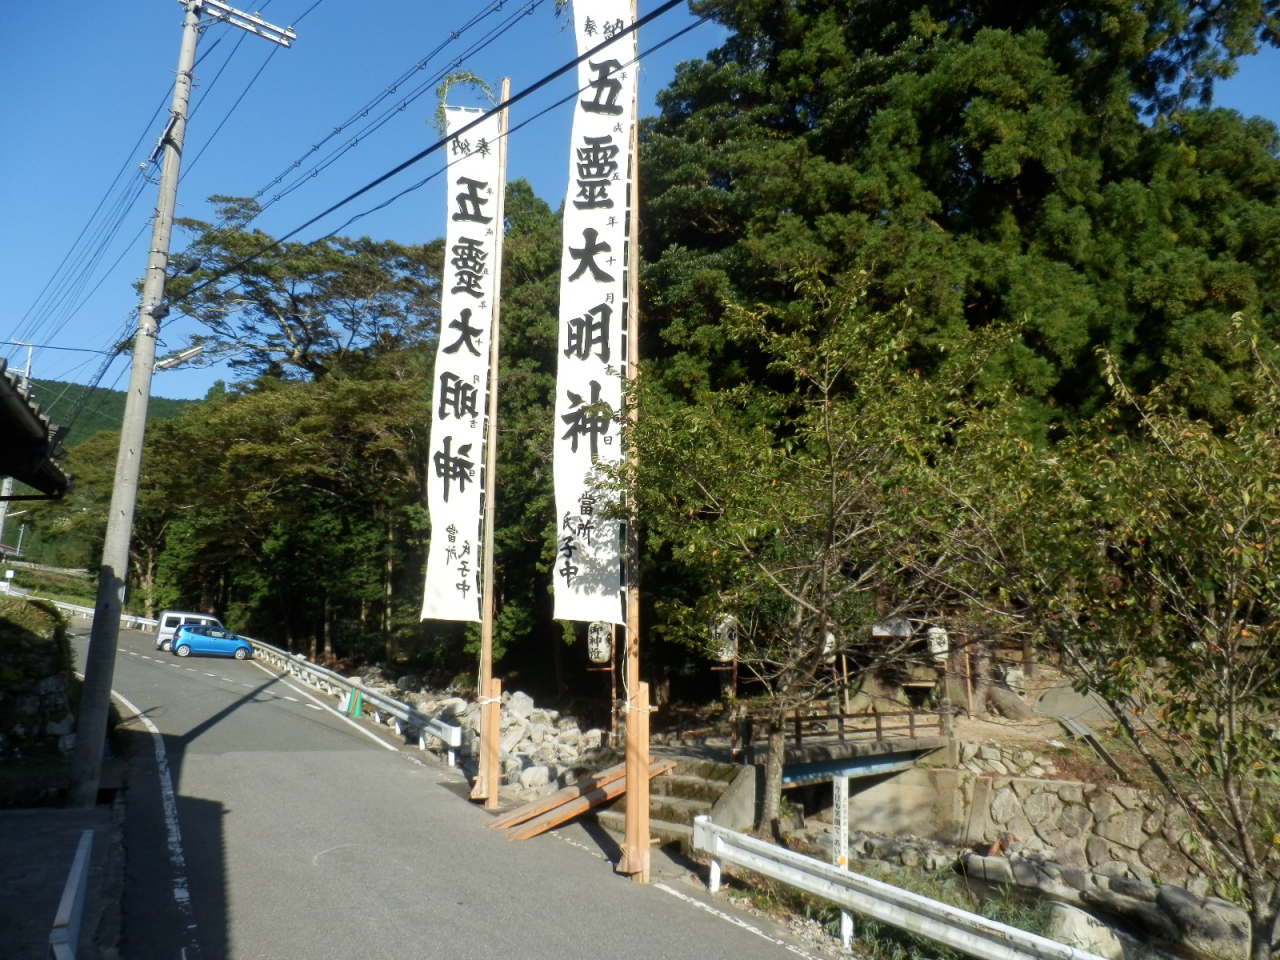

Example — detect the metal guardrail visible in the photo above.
[35,596,157,633]
[692,817,1106,960]
[249,639,464,765]
[48,829,93,960]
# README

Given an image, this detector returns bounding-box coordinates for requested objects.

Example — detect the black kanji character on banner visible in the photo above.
[437,371,479,420]
[443,308,484,356]
[574,135,619,209]
[450,237,488,297]
[433,436,474,502]
[561,380,612,458]
[564,303,611,363]
[558,534,579,585]
[456,553,472,595]
[580,59,623,115]
[567,228,614,283]
[450,137,470,156]
[602,18,627,40]
[452,177,493,224]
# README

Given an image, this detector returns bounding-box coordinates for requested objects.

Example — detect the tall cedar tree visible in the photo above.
[641,1,1280,424]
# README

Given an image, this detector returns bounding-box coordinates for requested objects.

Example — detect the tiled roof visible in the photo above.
[0,358,71,497]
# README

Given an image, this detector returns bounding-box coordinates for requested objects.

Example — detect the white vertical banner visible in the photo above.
[422,107,504,621]
[553,1,636,625]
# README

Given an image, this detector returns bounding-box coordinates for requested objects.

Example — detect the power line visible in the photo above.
[184,43,284,178]
[325,14,712,241]
[179,0,689,304]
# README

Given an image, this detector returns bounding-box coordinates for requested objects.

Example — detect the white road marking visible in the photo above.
[249,661,398,752]
[204,673,216,677]
[187,668,197,672]
[108,690,202,958]
[305,703,323,711]
[241,683,254,687]
[283,696,299,702]
[654,883,826,959]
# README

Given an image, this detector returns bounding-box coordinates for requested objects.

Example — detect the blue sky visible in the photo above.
[1,2,1276,408]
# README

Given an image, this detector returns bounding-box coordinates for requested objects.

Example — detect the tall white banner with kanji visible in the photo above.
[553,0,636,624]
[422,107,503,621]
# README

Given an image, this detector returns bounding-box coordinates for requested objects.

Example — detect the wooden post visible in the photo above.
[617,31,649,877]
[965,647,975,716]
[841,653,851,715]
[484,677,501,809]
[471,78,510,806]
[618,681,651,882]
[609,624,618,748]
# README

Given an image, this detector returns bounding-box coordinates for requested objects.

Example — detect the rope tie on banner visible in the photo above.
[475,696,501,705]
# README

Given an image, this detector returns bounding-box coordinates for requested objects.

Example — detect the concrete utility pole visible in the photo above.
[67,0,295,808]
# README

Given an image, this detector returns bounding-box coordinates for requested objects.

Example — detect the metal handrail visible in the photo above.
[248,638,463,765]
[692,817,1106,960]
[48,829,93,960]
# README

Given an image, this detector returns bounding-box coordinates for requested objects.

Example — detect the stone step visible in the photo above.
[648,793,712,827]
[650,773,730,804]
[594,808,694,851]
[669,757,740,783]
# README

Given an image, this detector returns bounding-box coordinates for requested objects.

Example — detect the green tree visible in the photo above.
[169,196,442,380]
[632,273,990,823]
[641,1,1280,424]
[929,321,1280,959]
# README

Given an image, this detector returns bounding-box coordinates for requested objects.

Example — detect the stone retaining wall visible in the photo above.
[0,609,76,760]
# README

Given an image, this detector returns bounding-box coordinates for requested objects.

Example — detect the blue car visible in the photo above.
[172,624,253,660]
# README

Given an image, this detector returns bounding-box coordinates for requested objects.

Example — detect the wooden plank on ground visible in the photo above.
[505,760,676,842]
[485,762,627,830]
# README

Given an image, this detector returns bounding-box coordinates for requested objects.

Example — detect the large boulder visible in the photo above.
[1045,903,1125,960]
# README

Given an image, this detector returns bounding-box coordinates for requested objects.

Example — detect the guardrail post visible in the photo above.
[693,816,721,893]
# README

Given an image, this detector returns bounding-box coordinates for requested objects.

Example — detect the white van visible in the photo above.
[156,610,223,651]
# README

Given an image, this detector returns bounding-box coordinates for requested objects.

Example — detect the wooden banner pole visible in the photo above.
[471,77,510,805]
[617,3,650,876]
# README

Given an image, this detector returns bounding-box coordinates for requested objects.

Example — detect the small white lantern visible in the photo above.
[712,614,738,662]
[926,626,949,661]
[587,621,612,664]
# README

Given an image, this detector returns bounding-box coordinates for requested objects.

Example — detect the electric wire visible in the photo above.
[253,0,546,220]
[325,13,711,242]
[184,43,283,179]
[178,0,689,306]
[24,172,154,348]
[9,0,285,377]
[9,91,167,345]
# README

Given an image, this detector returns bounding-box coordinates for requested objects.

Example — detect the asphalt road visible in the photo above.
[74,626,827,960]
